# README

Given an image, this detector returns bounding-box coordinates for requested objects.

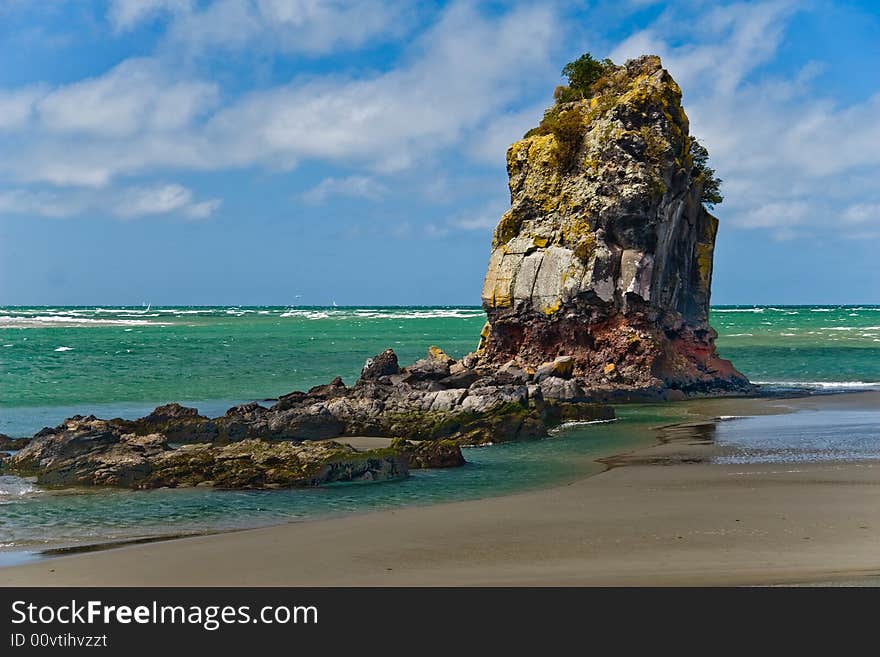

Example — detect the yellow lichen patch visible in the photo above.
[428,346,452,363]
[619,71,679,115]
[542,298,562,315]
[541,195,560,213]
[527,133,556,167]
[560,216,594,252]
[573,235,596,262]
[532,236,549,248]
[603,363,617,376]
[583,93,617,125]
[492,210,521,249]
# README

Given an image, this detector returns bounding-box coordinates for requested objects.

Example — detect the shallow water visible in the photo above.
[713,408,880,464]
[0,407,680,552]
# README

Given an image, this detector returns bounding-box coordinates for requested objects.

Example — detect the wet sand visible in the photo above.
[2,392,879,587]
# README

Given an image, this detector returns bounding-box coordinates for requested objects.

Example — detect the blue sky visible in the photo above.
[0,0,878,306]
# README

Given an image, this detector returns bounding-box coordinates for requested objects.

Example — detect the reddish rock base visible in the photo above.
[477,313,752,400]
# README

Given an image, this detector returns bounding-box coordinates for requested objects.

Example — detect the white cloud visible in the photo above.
[0,189,80,219]
[0,2,560,193]
[36,58,218,138]
[113,183,221,219]
[0,184,220,220]
[108,0,411,54]
[205,3,559,172]
[301,176,388,204]
[447,202,506,231]
[108,0,193,31]
[0,87,44,130]
[842,203,880,225]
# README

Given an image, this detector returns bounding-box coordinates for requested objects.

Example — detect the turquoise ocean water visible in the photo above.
[1,305,879,554]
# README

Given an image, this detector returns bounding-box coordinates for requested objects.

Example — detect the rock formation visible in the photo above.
[477,55,750,398]
[0,434,30,451]
[5,416,408,489]
[0,347,613,489]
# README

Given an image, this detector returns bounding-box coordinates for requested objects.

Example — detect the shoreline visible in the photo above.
[2,390,879,586]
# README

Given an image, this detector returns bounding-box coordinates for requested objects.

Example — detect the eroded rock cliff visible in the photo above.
[477,55,750,398]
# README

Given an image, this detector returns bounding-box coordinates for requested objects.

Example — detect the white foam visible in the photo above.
[0,315,165,328]
[54,346,73,352]
[713,308,764,313]
[0,476,40,502]
[549,418,618,434]
[754,380,880,391]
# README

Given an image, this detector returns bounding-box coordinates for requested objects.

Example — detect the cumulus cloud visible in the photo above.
[35,59,218,138]
[108,0,193,31]
[842,203,880,225]
[0,87,44,130]
[204,3,559,172]
[0,184,220,220]
[108,0,411,54]
[0,2,559,194]
[113,184,221,219]
[301,176,388,204]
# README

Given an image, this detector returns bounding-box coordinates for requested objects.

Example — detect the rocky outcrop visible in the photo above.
[3,416,408,489]
[0,434,30,451]
[391,438,466,469]
[360,349,400,380]
[127,403,219,443]
[0,345,617,488]
[476,55,751,398]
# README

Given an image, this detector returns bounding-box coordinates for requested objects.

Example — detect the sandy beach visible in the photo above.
[3,391,879,587]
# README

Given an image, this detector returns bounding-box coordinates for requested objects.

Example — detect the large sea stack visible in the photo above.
[477,55,750,398]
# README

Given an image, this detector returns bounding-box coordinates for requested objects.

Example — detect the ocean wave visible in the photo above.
[351,309,484,319]
[754,380,880,391]
[713,308,765,313]
[549,418,618,434]
[0,476,40,503]
[277,308,485,320]
[94,308,155,315]
[279,310,330,319]
[0,315,165,328]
